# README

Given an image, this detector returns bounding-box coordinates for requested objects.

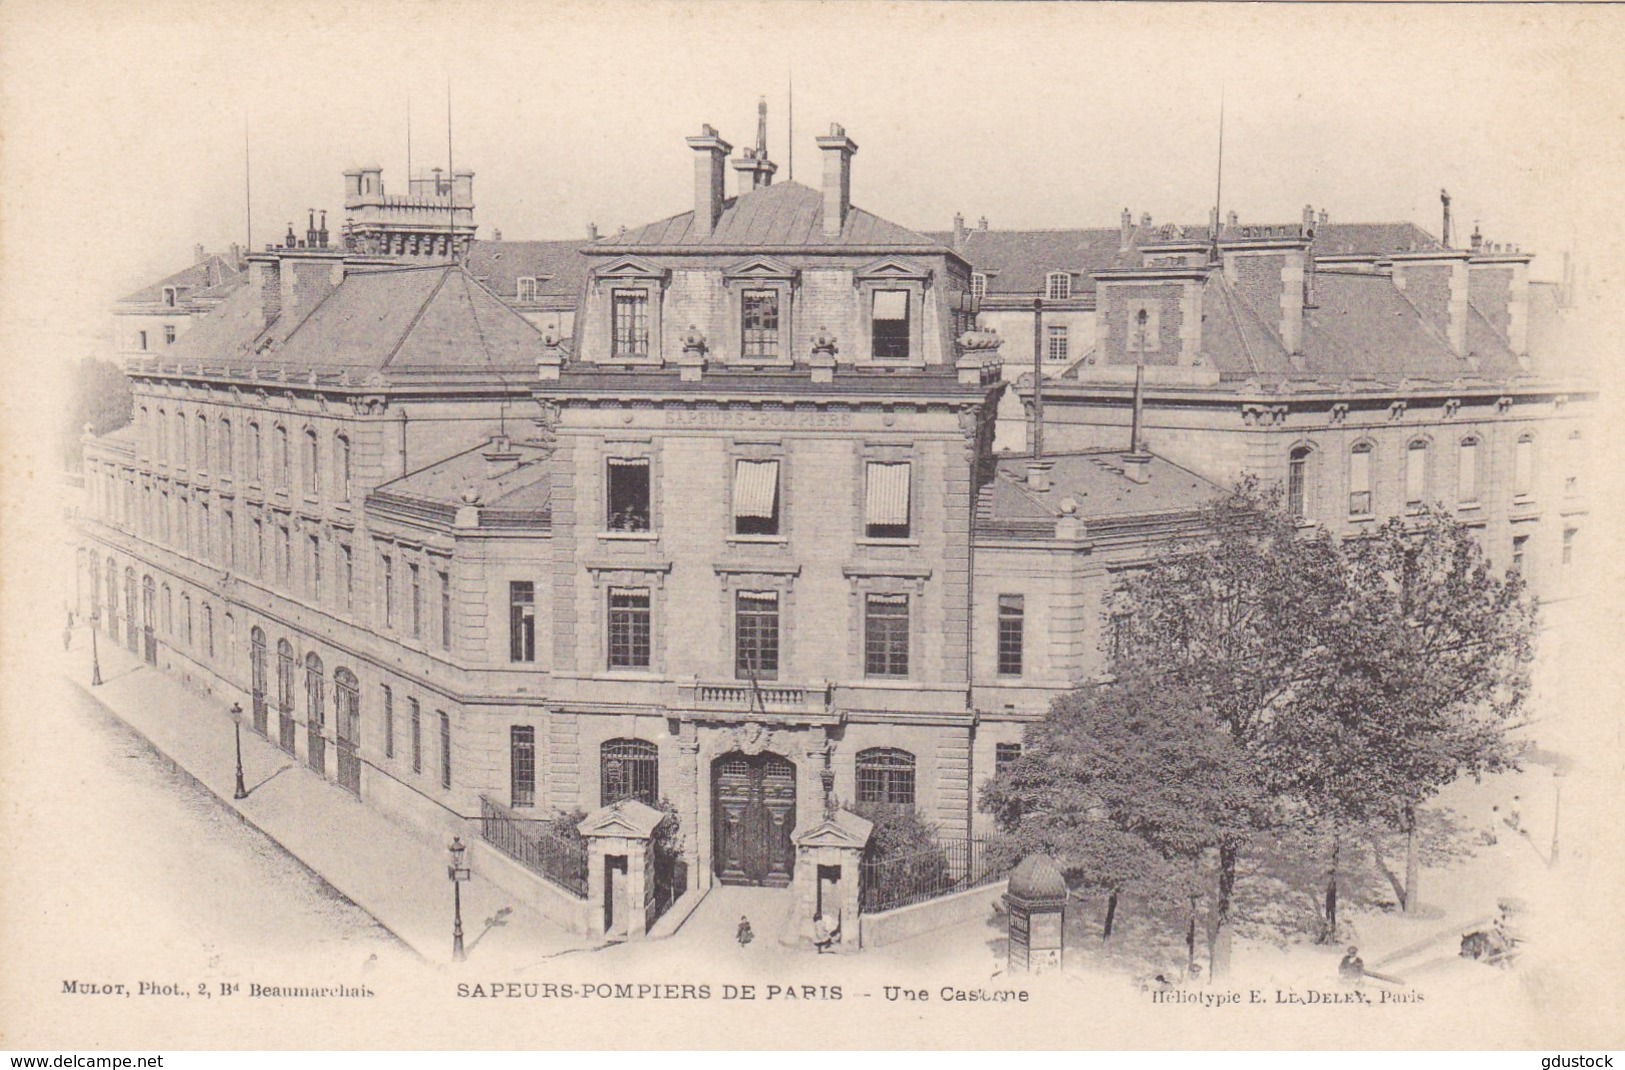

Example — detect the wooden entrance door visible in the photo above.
[335,670,361,797]
[713,752,796,887]
[249,630,269,735]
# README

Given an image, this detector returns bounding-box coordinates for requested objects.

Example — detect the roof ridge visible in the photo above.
[380,266,455,370]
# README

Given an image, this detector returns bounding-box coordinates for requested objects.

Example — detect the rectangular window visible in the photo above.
[1515,437,1534,497]
[611,289,649,358]
[997,594,1025,677]
[164,325,176,344]
[510,581,536,663]
[1046,273,1072,301]
[735,591,780,680]
[510,726,536,809]
[1349,447,1372,516]
[871,290,911,360]
[309,535,322,601]
[1405,442,1427,506]
[607,588,652,670]
[1046,325,1069,364]
[439,570,451,651]
[410,698,422,774]
[1511,534,1529,575]
[439,711,451,790]
[1459,440,1479,503]
[382,554,395,629]
[606,458,651,532]
[732,459,780,536]
[410,563,422,639]
[865,593,910,678]
[340,543,353,611]
[382,686,395,759]
[741,289,780,359]
[278,525,291,586]
[864,461,912,539]
[971,273,988,301]
[1563,527,1576,568]
[516,277,538,303]
[200,503,211,561]
[138,331,148,351]
[252,518,264,577]
[1287,449,1309,519]
[223,510,235,570]
[995,742,1022,777]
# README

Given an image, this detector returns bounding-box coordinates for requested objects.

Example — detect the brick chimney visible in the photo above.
[1389,250,1472,357]
[1119,208,1133,252]
[686,124,732,238]
[815,123,858,238]
[953,212,967,251]
[1218,233,1312,356]
[1467,244,1532,360]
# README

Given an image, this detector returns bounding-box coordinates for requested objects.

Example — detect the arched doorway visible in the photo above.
[304,652,326,776]
[138,574,154,662]
[275,639,296,755]
[712,752,796,887]
[334,668,361,797]
[249,628,269,735]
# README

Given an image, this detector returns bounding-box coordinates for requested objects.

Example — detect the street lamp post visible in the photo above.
[230,701,248,800]
[448,836,470,962]
[89,610,103,687]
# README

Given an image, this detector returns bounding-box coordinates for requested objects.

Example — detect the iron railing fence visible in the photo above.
[859,836,1011,914]
[479,796,589,899]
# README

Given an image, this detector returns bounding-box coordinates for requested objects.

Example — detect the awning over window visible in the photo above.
[872,289,909,321]
[733,459,779,519]
[865,462,911,526]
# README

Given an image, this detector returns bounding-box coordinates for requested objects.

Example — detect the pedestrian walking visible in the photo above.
[736,915,754,948]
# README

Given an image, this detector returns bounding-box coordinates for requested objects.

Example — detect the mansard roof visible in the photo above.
[463,239,592,301]
[118,253,246,305]
[976,448,1221,540]
[601,181,942,250]
[157,262,547,379]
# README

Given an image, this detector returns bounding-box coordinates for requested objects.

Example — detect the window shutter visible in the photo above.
[732,459,780,519]
[865,462,911,526]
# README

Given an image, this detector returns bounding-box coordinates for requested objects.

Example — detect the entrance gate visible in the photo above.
[713,752,796,887]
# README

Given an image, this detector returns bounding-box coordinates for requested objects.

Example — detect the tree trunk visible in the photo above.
[1102,889,1118,947]
[1321,835,1340,944]
[1186,897,1198,977]
[1208,844,1238,978]
[1402,804,1420,915]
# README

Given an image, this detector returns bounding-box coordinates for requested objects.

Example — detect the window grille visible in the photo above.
[856,747,916,811]
[511,726,536,808]
[601,739,659,807]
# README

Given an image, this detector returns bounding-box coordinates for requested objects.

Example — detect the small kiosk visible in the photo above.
[1006,854,1067,973]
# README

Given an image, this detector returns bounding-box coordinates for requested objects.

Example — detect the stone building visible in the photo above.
[75,115,1587,938]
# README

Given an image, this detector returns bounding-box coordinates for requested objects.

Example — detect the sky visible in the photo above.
[2,0,1622,366]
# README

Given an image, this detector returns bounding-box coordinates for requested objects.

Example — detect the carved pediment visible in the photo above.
[577,798,666,840]
[854,256,931,283]
[592,255,670,282]
[791,810,874,850]
[723,255,798,282]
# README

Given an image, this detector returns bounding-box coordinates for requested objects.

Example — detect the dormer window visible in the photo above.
[163,287,177,307]
[1045,272,1072,301]
[870,290,911,360]
[971,273,988,301]
[741,290,781,360]
[611,289,650,359]
[516,277,538,303]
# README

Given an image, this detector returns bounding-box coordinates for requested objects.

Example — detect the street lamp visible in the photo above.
[447,836,470,962]
[229,701,248,800]
[89,609,103,687]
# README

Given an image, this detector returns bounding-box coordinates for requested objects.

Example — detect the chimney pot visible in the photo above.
[1318,208,1329,226]
[587,222,599,240]
[1140,212,1152,228]
[686,125,733,238]
[977,215,988,231]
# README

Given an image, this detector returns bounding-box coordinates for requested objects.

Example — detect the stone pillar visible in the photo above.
[578,799,666,941]
[1006,854,1067,973]
[788,810,873,952]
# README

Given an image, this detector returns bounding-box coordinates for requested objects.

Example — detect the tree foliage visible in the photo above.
[64,356,133,469]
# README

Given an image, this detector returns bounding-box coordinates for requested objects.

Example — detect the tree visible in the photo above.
[1270,506,1536,917]
[1107,479,1344,975]
[63,356,133,469]
[981,675,1261,953]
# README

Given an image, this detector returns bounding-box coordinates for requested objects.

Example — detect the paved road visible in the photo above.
[5,678,411,991]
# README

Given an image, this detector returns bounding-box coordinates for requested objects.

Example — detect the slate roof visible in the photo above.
[604,181,941,249]
[977,448,1220,539]
[463,239,592,301]
[119,254,246,304]
[160,262,548,377]
[929,222,1444,297]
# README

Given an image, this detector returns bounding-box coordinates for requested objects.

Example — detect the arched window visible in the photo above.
[156,408,167,461]
[1045,272,1071,301]
[105,559,118,619]
[161,583,172,634]
[219,419,233,477]
[600,738,659,807]
[1348,442,1373,516]
[175,410,187,467]
[335,434,352,500]
[202,603,214,658]
[1405,439,1429,507]
[181,592,192,647]
[304,428,320,498]
[856,747,916,812]
[1458,437,1480,504]
[276,638,295,710]
[305,651,325,731]
[1287,446,1311,518]
[275,425,290,488]
[335,668,360,748]
[197,414,210,471]
[1514,433,1535,497]
[248,422,262,482]
[251,626,268,700]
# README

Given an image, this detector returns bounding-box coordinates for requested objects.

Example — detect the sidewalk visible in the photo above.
[61,627,588,968]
